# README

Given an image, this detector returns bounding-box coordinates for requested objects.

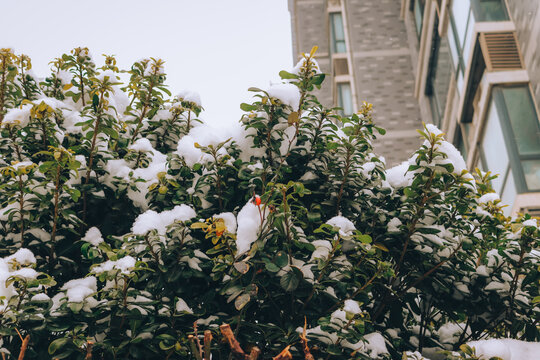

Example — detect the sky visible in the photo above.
[4,0,293,127]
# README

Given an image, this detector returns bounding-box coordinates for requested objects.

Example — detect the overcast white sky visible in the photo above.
[4,0,293,126]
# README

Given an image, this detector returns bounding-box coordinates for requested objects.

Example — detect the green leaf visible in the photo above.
[48,337,70,355]
[312,73,325,85]
[279,70,298,80]
[92,94,99,112]
[274,251,288,268]
[265,262,280,273]
[240,103,257,112]
[280,266,303,292]
[357,234,372,244]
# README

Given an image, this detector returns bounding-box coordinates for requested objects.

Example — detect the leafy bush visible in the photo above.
[0,46,538,359]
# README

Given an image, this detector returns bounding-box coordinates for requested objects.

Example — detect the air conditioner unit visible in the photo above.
[479,31,524,71]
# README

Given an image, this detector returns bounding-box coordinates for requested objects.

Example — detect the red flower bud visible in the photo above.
[254,195,261,206]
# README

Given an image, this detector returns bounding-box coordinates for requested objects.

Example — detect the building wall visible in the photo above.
[288,0,333,107]
[507,0,540,108]
[289,0,424,166]
[345,0,423,165]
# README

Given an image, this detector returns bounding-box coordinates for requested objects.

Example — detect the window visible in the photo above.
[337,82,353,116]
[479,85,540,199]
[411,0,426,38]
[330,13,346,53]
[448,0,475,94]
[471,0,509,21]
[426,17,453,127]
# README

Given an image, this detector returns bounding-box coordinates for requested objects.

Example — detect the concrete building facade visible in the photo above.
[289,0,540,216]
[288,0,424,166]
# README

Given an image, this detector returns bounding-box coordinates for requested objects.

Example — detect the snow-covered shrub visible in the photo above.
[0,46,538,359]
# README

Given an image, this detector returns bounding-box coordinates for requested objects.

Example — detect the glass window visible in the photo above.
[483,85,540,195]
[337,82,353,116]
[330,13,346,53]
[451,0,471,46]
[481,100,509,193]
[446,25,459,69]
[462,14,476,68]
[501,169,516,215]
[522,160,540,191]
[501,87,540,156]
[426,19,453,127]
[413,0,425,38]
[471,0,509,21]
[455,127,468,160]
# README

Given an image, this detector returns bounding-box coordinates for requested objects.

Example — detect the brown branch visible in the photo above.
[272,345,292,360]
[85,341,94,360]
[300,318,315,360]
[17,335,30,360]
[248,347,261,360]
[203,330,213,360]
[220,324,248,360]
[188,335,203,360]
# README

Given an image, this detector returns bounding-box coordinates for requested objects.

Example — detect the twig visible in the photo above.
[300,318,315,360]
[188,335,202,360]
[85,341,94,360]
[272,345,292,360]
[17,334,30,360]
[203,330,213,360]
[220,324,248,360]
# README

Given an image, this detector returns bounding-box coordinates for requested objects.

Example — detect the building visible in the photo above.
[288,0,424,166]
[288,0,540,216]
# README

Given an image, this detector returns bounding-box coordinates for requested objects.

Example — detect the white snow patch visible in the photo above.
[132,205,196,235]
[326,216,356,236]
[82,227,104,246]
[236,201,266,255]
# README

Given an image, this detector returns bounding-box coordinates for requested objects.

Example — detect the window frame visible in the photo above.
[336,82,353,116]
[480,85,540,194]
[329,12,346,54]
[470,0,509,22]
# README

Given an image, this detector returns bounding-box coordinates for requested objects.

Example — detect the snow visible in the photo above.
[467,338,540,360]
[214,212,237,234]
[363,332,388,358]
[104,140,168,209]
[343,299,361,314]
[61,276,97,303]
[175,124,230,167]
[266,83,301,110]
[5,248,36,269]
[438,323,467,344]
[93,256,136,275]
[326,216,356,236]
[310,240,332,261]
[387,217,402,232]
[236,201,266,255]
[175,297,193,314]
[129,138,155,153]
[291,57,321,75]
[11,268,38,280]
[523,219,538,228]
[485,280,510,292]
[476,265,490,277]
[386,161,414,188]
[1,104,32,128]
[478,193,500,204]
[31,293,51,301]
[82,227,104,246]
[177,90,202,107]
[132,204,196,235]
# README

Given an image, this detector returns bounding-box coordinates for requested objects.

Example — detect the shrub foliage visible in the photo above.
[0,46,538,359]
